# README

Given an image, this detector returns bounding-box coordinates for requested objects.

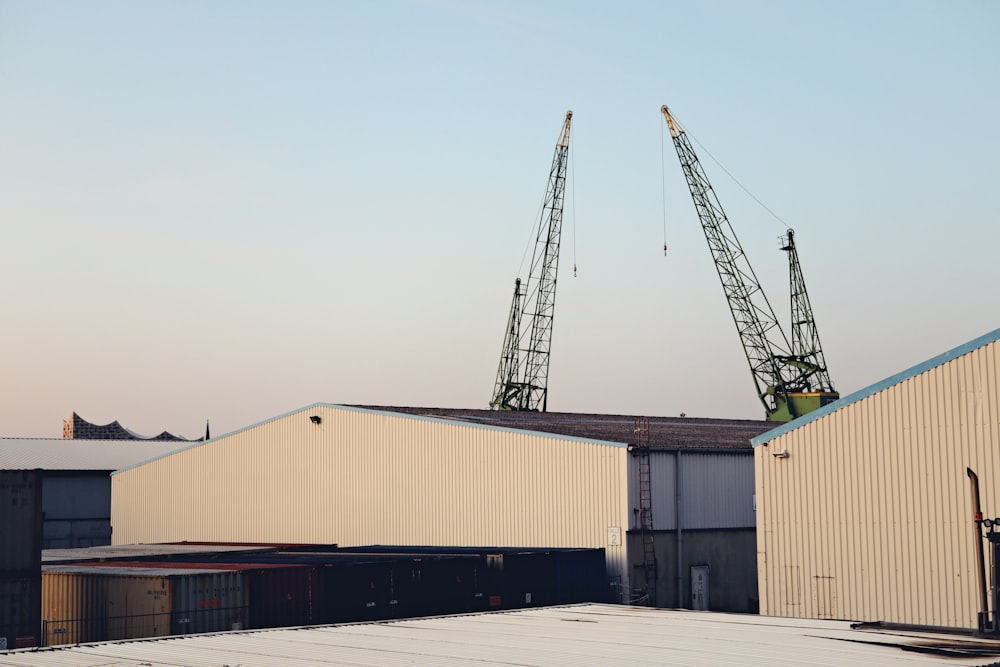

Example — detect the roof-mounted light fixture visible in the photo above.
[309,415,322,424]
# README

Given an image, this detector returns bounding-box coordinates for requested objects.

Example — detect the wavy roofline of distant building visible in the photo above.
[62,412,202,442]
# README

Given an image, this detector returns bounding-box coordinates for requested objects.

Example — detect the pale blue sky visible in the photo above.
[1,0,997,438]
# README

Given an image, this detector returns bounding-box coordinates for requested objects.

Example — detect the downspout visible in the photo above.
[676,450,683,608]
[967,467,990,632]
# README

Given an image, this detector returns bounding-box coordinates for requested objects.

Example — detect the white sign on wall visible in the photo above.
[607,525,621,547]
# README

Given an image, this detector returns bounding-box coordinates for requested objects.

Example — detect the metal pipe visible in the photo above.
[967,467,990,632]
[676,450,683,608]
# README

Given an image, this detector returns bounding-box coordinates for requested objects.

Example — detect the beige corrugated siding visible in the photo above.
[756,337,1000,628]
[111,405,629,589]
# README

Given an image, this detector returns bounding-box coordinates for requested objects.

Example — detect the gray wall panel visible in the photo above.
[629,451,754,531]
[42,476,110,519]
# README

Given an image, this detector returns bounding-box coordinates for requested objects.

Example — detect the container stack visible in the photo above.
[41,566,245,646]
[36,544,608,645]
[0,471,43,650]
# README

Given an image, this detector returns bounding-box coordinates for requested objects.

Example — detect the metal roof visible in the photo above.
[752,326,1000,446]
[356,405,774,450]
[0,439,193,471]
[42,565,234,577]
[114,403,771,476]
[42,543,277,564]
[2,604,997,666]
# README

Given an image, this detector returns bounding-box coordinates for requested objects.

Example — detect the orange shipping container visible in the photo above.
[42,566,244,646]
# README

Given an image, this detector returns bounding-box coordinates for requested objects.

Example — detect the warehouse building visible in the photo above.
[754,327,1000,630]
[62,412,204,441]
[0,439,193,548]
[111,406,770,611]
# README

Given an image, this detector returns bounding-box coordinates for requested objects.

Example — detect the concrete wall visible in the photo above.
[628,529,758,613]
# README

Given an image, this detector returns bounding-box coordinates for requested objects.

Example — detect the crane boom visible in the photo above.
[490,111,572,411]
[491,278,525,411]
[661,105,837,422]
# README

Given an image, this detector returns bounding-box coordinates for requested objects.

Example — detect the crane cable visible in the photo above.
[571,124,577,277]
[683,121,791,232]
[660,115,668,255]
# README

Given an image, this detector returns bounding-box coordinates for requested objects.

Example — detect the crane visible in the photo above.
[660,105,837,422]
[490,111,572,411]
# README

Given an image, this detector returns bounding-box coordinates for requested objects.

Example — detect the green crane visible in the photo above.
[490,111,572,411]
[661,105,838,422]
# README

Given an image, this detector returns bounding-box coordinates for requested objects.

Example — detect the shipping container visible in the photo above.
[133,545,608,621]
[70,561,319,630]
[41,566,244,646]
[42,543,276,565]
[0,470,43,575]
[335,546,609,609]
[0,576,40,650]
[154,549,475,622]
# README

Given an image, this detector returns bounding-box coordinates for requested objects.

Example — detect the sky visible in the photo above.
[1,0,998,439]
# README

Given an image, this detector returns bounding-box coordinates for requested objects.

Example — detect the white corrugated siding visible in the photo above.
[628,451,754,530]
[756,338,1000,628]
[111,406,629,586]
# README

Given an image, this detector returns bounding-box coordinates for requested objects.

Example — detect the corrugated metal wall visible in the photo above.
[0,471,42,574]
[0,470,42,649]
[755,338,1000,629]
[111,406,630,590]
[42,475,112,548]
[628,451,754,530]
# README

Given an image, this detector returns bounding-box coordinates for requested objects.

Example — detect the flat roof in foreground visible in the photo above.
[3,604,998,667]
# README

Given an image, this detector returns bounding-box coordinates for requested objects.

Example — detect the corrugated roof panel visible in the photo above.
[0,439,191,471]
[42,543,275,563]
[1,604,996,666]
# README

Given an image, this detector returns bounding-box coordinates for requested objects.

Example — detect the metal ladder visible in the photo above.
[635,416,657,606]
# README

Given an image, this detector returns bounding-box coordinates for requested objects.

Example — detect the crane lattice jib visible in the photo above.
[661,105,838,420]
[520,111,572,412]
[490,278,525,410]
[661,106,795,415]
[781,229,835,392]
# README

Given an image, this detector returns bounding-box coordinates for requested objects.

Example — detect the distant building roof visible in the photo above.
[0,438,193,471]
[1,603,994,666]
[360,406,773,450]
[62,412,203,441]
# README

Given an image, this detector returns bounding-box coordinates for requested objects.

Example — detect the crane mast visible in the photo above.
[660,105,837,422]
[490,111,572,411]
[491,278,525,411]
[782,228,833,387]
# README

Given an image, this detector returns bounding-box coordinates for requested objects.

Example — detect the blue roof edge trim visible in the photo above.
[112,402,329,474]
[113,403,630,475]
[751,326,1000,447]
